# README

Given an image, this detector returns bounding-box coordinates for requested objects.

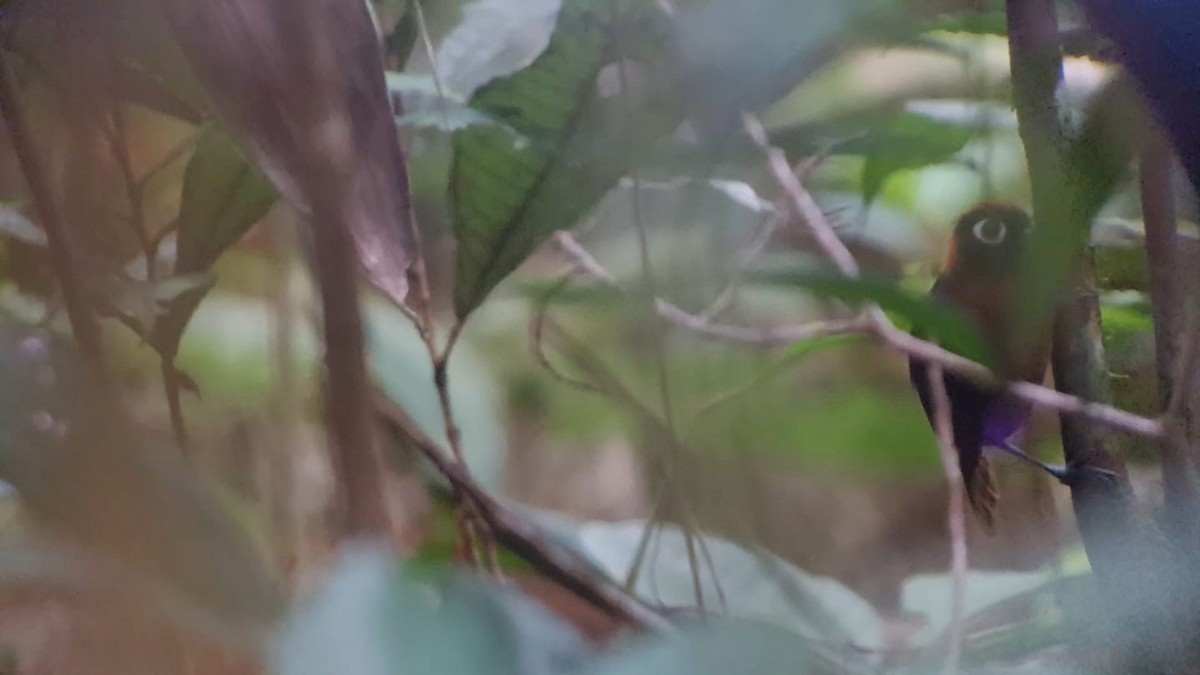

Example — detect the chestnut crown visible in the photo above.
[946,202,1033,276]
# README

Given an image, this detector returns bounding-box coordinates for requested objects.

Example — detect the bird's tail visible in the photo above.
[965,456,999,534]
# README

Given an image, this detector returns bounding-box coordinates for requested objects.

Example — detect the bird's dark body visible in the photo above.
[908,203,1047,531]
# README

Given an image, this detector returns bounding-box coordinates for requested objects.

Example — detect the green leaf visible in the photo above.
[175,127,277,275]
[861,112,973,206]
[450,0,678,318]
[150,127,276,359]
[752,266,991,364]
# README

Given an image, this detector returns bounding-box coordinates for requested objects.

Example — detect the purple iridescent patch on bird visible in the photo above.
[980,397,1031,448]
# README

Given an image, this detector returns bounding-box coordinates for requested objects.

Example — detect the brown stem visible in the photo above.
[1141,128,1200,532]
[307,168,391,537]
[0,57,102,361]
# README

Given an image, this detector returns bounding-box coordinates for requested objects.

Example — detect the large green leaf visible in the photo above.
[450,0,677,318]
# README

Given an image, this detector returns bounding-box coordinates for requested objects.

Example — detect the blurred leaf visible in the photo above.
[571,520,886,650]
[0,325,283,630]
[673,0,870,135]
[434,0,562,98]
[278,544,869,675]
[0,205,46,247]
[583,618,861,675]
[450,0,678,317]
[861,112,973,206]
[1100,298,1153,353]
[919,10,1008,36]
[901,569,1059,646]
[752,267,990,363]
[274,545,589,675]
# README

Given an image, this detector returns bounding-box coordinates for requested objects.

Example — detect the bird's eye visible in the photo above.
[972,218,1007,245]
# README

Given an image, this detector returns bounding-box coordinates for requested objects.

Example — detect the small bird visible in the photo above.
[908,202,1081,531]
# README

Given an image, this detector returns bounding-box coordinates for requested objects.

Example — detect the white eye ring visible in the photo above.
[972,218,1007,245]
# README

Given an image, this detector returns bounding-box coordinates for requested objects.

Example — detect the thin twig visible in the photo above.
[0,57,103,362]
[390,5,495,572]
[109,96,191,453]
[926,364,967,675]
[375,395,672,632]
[554,232,867,347]
[530,270,604,395]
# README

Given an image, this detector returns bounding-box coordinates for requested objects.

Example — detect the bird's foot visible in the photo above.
[1049,464,1121,488]
[997,441,1120,486]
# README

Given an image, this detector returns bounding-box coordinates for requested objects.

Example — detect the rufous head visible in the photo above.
[944,202,1033,277]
